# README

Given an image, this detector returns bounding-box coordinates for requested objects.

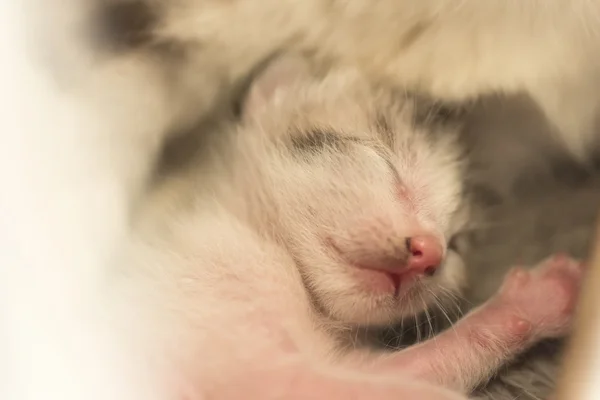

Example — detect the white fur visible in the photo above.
[117,60,471,398]
[6,1,600,399]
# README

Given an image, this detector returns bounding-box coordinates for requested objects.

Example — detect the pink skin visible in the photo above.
[407,235,445,275]
[188,254,583,400]
[329,233,446,295]
[151,60,584,400]
[357,254,584,392]
[207,362,466,400]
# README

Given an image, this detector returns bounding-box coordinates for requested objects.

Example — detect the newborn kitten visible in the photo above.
[119,56,585,400]
[10,2,598,400]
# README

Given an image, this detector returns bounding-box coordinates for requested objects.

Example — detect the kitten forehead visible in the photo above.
[243,66,422,147]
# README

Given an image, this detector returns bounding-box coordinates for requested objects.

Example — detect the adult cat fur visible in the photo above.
[30,0,600,211]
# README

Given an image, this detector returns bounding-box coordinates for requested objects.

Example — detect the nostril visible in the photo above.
[411,249,423,257]
[406,238,424,258]
[405,234,444,275]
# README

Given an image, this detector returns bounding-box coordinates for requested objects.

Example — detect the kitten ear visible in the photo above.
[241,54,312,121]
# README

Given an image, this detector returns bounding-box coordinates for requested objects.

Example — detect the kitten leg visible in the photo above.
[205,360,467,400]
[362,255,583,393]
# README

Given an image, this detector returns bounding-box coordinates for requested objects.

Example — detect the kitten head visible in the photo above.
[238,54,469,327]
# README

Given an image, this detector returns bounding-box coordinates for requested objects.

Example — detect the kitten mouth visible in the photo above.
[349,267,403,295]
[326,237,407,296]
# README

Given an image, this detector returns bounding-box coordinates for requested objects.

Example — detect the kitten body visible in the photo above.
[8,2,600,399]
[120,59,469,398]
[118,58,584,400]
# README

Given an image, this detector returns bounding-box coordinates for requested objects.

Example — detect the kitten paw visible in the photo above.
[496,254,584,338]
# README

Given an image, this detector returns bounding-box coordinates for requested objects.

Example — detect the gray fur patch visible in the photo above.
[92,1,158,52]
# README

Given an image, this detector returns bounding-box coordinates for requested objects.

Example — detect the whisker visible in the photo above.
[438,285,470,316]
[387,323,402,349]
[444,290,466,322]
[429,288,460,338]
[415,310,422,343]
[421,292,435,340]
[382,329,398,350]
[408,295,422,344]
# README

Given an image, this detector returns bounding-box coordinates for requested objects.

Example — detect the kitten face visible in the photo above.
[240,59,468,327]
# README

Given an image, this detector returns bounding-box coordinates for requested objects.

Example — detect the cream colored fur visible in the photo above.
[5,1,600,399]
[32,0,600,207]
[115,57,473,399]
[154,0,600,156]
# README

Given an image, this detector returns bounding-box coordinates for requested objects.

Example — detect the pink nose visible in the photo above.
[406,235,444,276]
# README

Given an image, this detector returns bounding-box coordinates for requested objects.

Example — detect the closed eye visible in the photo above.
[288,128,348,152]
[287,127,402,184]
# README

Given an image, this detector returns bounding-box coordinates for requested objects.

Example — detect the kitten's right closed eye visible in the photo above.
[289,129,347,153]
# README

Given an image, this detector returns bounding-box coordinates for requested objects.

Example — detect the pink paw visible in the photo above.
[496,254,584,339]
